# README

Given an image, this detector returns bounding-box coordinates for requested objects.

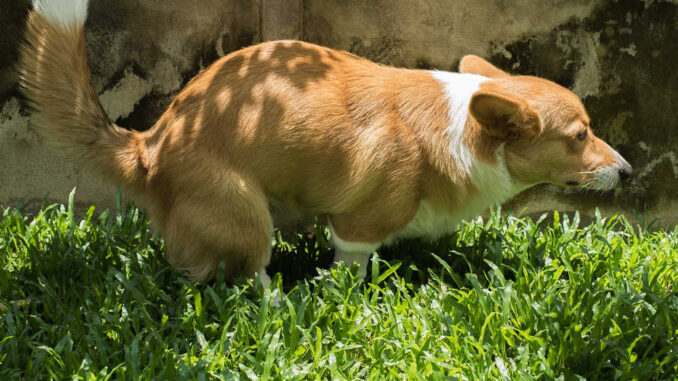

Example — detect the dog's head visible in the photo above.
[460,55,632,191]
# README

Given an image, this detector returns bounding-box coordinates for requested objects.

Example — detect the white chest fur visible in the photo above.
[392,147,528,241]
[389,71,529,241]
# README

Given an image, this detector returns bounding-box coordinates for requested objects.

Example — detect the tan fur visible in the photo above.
[459,55,511,79]
[20,13,146,186]
[21,12,629,281]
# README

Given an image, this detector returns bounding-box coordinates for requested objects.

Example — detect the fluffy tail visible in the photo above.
[20,0,147,187]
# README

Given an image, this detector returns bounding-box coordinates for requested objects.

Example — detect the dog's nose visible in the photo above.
[619,164,633,181]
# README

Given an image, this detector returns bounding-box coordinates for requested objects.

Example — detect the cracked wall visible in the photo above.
[1,0,676,225]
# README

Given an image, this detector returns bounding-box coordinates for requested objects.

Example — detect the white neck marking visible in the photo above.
[429,71,488,175]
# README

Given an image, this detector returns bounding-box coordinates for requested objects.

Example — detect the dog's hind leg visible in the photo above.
[160,177,274,282]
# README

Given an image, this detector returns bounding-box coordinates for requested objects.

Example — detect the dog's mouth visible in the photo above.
[564,166,625,191]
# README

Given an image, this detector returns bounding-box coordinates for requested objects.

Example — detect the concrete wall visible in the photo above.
[1,0,676,224]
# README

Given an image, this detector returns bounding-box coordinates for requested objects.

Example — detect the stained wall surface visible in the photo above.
[1,0,676,224]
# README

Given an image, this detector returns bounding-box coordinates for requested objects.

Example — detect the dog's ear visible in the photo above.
[469,90,542,139]
[459,55,510,79]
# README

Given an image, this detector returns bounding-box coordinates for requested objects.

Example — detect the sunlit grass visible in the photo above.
[1,191,677,379]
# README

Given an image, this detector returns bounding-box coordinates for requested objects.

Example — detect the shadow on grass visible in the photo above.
[267,221,533,291]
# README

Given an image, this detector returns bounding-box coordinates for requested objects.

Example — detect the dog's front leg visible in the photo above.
[255,268,281,306]
[332,248,375,278]
[328,221,380,278]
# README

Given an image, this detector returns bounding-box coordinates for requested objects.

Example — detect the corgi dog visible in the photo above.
[21,0,632,285]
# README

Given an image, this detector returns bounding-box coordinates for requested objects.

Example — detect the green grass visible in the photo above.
[1,191,677,380]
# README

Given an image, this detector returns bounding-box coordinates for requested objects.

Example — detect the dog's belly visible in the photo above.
[388,200,468,241]
[268,196,314,230]
[390,183,528,242]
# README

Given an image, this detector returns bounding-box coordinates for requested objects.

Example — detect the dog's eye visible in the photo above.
[576,130,587,141]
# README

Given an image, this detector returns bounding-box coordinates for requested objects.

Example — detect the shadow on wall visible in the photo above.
[0,1,31,100]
